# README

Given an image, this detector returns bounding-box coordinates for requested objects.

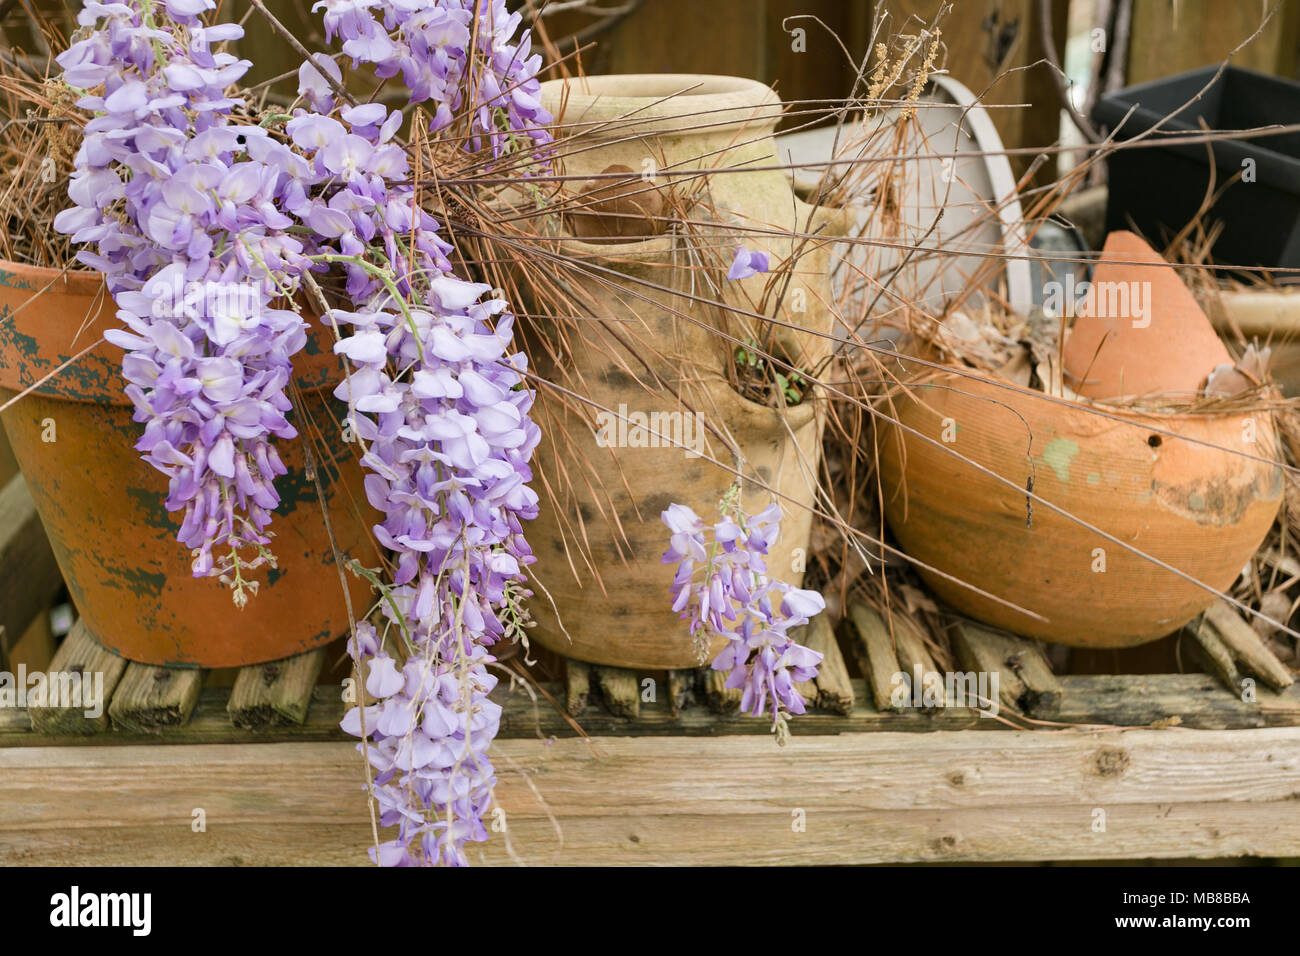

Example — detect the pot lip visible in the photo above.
[0,256,344,405]
[0,257,105,297]
[540,73,782,140]
[900,366,1272,422]
[555,231,676,262]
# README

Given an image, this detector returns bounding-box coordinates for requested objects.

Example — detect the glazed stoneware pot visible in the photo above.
[522,75,844,669]
[876,368,1282,647]
[0,261,378,667]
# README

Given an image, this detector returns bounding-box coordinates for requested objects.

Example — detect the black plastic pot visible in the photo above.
[1094,65,1300,269]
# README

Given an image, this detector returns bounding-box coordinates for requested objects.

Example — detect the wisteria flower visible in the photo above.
[727,246,770,281]
[60,0,553,869]
[662,496,824,741]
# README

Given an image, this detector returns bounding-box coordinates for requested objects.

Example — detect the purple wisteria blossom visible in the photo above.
[727,246,770,281]
[55,0,318,597]
[58,0,549,866]
[313,0,551,155]
[662,499,824,737]
[295,3,548,865]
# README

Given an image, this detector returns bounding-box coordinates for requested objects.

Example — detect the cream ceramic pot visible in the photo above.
[521,74,844,669]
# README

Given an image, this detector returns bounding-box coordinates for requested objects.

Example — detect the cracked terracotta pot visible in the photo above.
[1062,230,1232,401]
[0,261,378,667]
[520,75,844,669]
[876,368,1282,647]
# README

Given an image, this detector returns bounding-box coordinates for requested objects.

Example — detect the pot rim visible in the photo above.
[0,256,342,405]
[540,73,782,141]
[0,257,106,297]
[895,365,1275,423]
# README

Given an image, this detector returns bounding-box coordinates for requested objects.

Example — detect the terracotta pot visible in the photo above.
[520,75,843,669]
[0,261,379,667]
[1062,230,1231,401]
[876,368,1282,647]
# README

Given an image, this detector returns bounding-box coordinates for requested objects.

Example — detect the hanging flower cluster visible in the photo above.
[313,0,551,155]
[54,0,318,598]
[57,0,549,866]
[662,495,825,739]
[289,3,546,865]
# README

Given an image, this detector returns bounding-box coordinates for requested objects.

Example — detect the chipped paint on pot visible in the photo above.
[0,260,379,667]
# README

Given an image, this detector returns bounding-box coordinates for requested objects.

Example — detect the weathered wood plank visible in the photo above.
[890,615,942,705]
[26,621,127,735]
[1184,618,1242,695]
[1203,601,1295,691]
[592,665,640,719]
[5,802,1299,866]
[2,727,1298,865]
[227,649,324,728]
[0,424,17,490]
[5,610,55,674]
[108,663,203,735]
[1054,674,1300,729]
[702,667,742,715]
[951,620,1062,716]
[805,614,854,714]
[12,671,1300,745]
[565,659,590,717]
[666,668,697,716]
[0,475,61,657]
[1126,0,1300,85]
[6,672,1300,747]
[847,603,902,712]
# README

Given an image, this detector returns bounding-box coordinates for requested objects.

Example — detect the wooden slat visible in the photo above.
[227,649,324,728]
[3,726,1299,865]
[887,614,944,706]
[1126,0,1300,85]
[702,667,742,715]
[805,614,854,714]
[666,668,697,717]
[1053,674,1300,729]
[1184,618,1242,695]
[107,663,203,734]
[1202,601,1295,692]
[592,665,640,719]
[565,659,590,716]
[847,603,903,712]
[26,621,127,735]
[950,620,1062,716]
[5,673,1300,748]
[0,423,17,490]
[0,476,61,659]
[883,0,1068,185]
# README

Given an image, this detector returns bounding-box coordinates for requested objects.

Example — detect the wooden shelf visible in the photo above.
[3,726,1299,865]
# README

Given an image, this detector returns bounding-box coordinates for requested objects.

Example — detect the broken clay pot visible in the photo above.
[876,368,1282,647]
[1062,230,1231,401]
